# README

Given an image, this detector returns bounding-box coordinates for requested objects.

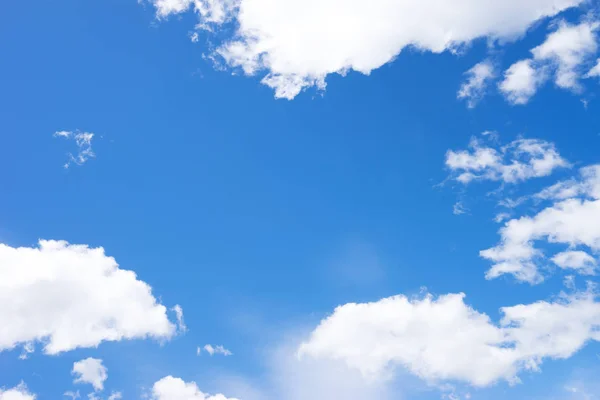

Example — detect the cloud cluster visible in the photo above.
[482,164,600,283]
[0,239,178,355]
[445,135,569,184]
[53,130,96,168]
[72,358,108,392]
[152,376,238,400]
[500,20,599,104]
[149,0,584,99]
[298,290,600,387]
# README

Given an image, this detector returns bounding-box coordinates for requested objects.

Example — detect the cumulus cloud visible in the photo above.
[482,164,600,283]
[0,383,36,400]
[148,0,585,99]
[445,135,569,185]
[53,130,96,169]
[298,290,600,387]
[499,60,547,105]
[199,344,233,356]
[458,60,496,108]
[152,376,238,400]
[0,240,177,355]
[72,358,108,392]
[532,20,599,90]
[500,20,599,104]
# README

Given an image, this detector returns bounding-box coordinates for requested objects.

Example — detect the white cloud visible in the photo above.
[107,392,122,400]
[298,290,600,387]
[495,213,512,223]
[18,342,34,360]
[586,58,600,77]
[201,344,233,356]
[499,60,547,105]
[53,130,96,168]
[0,239,177,355]
[73,358,108,392]
[149,0,585,99]
[0,384,36,400]
[453,201,469,215]
[532,20,599,90]
[152,376,238,400]
[172,305,187,333]
[536,165,600,200]
[500,20,599,104]
[552,251,597,275]
[64,391,80,400]
[458,60,495,108]
[445,135,569,185]
[482,164,600,283]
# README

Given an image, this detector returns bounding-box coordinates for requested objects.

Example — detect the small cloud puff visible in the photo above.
[198,344,233,356]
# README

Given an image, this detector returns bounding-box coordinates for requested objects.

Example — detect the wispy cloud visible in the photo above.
[53,130,96,168]
[198,344,233,356]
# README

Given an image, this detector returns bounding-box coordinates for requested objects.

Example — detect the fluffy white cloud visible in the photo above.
[0,384,35,400]
[499,60,546,105]
[482,165,600,283]
[536,165,600,200]
[458,60,496,108]
[199,344,233,356]
[445,135,569,184]
[72,358,108,392]
[53,130,96,169]
[500,20,599,104]
[298,290,600,387]
[149,0,585,99]
[552,251,597,275]
[152,376,238,400]
[0,240,177,355]
[532,20,599,90]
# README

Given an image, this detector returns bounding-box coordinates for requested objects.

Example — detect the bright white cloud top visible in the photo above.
[0,384,36,400]
[72,358,108,392]
[298,290,600,387]
[445,135,569,184]
[483,164,600,283]
[0,240,178,355]
[152,376,238,400]
[149,0,585,99]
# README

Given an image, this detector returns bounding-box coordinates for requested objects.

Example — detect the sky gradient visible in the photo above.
[1,1,600,400]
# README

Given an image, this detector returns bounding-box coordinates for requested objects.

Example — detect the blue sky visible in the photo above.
[1,1,600,400]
